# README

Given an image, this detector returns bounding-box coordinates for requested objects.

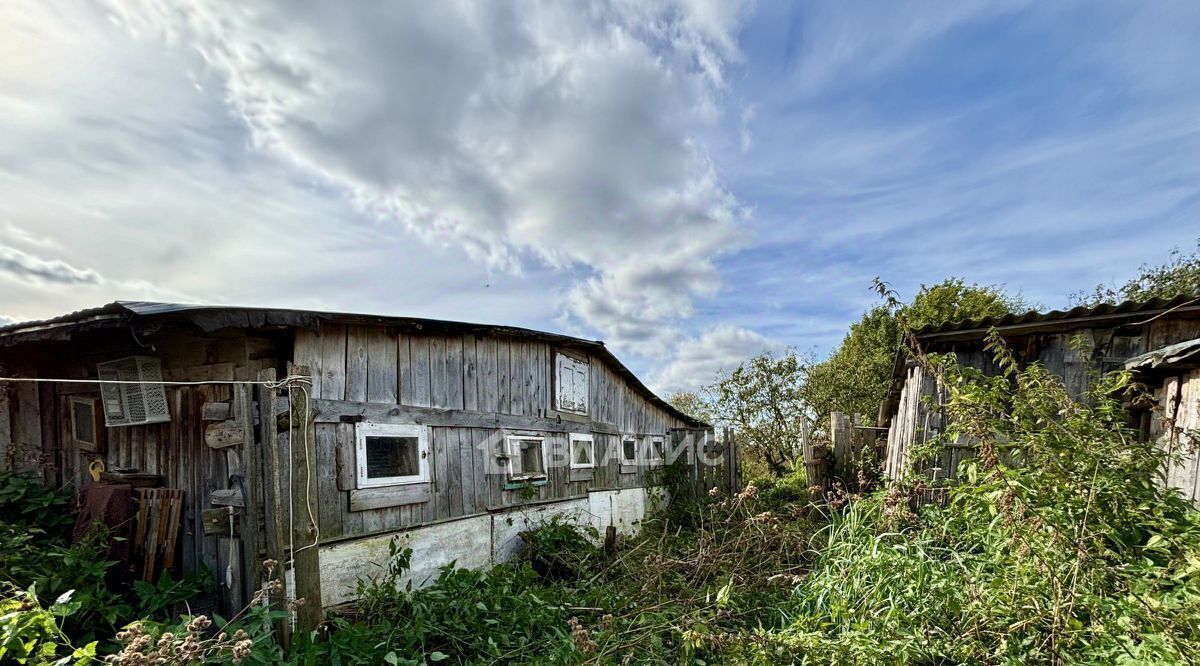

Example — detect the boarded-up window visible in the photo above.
[555,352,589,415]
[356,423,429,488]
[569,433,595,469]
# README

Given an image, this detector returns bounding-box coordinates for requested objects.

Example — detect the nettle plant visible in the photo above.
[773,333,1200,664]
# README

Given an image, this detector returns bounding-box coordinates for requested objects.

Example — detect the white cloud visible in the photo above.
[650,324,779,395]
[99,0,752,356]
[0,245,101,285]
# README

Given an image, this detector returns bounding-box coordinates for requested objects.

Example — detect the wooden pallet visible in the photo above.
[134,488,185,582]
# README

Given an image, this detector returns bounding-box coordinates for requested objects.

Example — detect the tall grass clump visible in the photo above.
[749,333,1200,665]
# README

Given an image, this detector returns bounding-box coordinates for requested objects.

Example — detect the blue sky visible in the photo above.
[0,1,1197,394]
[709,2,1200,350]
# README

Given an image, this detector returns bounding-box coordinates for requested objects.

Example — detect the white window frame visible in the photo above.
[568,433,595,470]
[355,422,430,488]
[554,352,589,416]
[504,434,548,482]
[644,435,665,466]
[620,435,639,466]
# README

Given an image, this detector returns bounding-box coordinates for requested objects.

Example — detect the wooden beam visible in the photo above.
[288,364,323,634]
[310,398,620,435]
[348,484,432,512]
[235,383,262,616]
[255,368,290,648]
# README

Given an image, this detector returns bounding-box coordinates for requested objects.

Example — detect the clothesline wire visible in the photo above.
[0,376,310,389]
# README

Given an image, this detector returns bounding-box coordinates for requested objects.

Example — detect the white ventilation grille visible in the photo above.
[97,356,171,427]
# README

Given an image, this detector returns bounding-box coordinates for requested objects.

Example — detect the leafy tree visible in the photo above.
[805,279,1026,426]
[710,350,812,476]
[1075,237,1200,305]
[666,391,714,425]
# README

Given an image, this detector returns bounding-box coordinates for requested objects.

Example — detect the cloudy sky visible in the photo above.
[1,1,1198,394]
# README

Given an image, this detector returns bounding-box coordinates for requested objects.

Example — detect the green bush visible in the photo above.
[0,472,74,536]
[298,539,579,665]
[520,518,602,582]
[743,340,1200,664]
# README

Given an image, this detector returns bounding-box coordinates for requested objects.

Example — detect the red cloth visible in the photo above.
[73,482,135,583]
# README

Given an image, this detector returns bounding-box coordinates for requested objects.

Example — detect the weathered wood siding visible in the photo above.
[0,327,284,613]
[1153,370,1200,503]
[0,317,716,615]
[292,324,692,543]
[885,318,1200,482]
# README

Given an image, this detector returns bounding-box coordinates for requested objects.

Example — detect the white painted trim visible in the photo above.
[568,432,595,469]
[554,352,589,415]
[504,434,548,481]
[620,434,639,465]
[645,435,665,465]
[355,422,429,488]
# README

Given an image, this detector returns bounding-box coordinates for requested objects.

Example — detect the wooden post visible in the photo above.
[256,369,291,648]
[288,364,323,636]
[801,417,827,503]
[830,412,852,482]
[235,383,261,609]
[724,428,739,494]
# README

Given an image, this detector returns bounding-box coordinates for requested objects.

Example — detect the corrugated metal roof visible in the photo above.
[0,301,705,427]
[914,294,1200,339]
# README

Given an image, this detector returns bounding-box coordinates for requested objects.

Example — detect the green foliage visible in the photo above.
[741,345,1200,664]
[107,604,286,665]
[666,391,714,425]
[0,474,132,643]
[0,587,98,665]
[803,305,900,429]
[0,472,75,536]
[749,467,810,507]
[302,539,579,665]
[805,278,1026,426]
[1076,237,1200,305]
[710,350,813,476]
[294,489,818,665]
[521,518,602,582]
[131,571,211,622]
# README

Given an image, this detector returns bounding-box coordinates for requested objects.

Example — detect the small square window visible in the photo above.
[646,436,665,466]
[505,435,547,482]
[569,433,595,469]
[621,437,638,465]
[356,423,429,488]
[70,396,104,452]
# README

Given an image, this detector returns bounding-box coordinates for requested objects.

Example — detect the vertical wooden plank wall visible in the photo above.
[294,324,692,541]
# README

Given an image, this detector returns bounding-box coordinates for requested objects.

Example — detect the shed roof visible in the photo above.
[0,301,706,427]
[1124,337,1200,372]
[913,294,1200,342]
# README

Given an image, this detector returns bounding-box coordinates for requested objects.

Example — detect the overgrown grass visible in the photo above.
[739,339,1200,665]
[295,484,819,665]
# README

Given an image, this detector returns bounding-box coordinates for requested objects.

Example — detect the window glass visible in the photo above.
[73,401,96,444]
[572,439,593,466]
[365,436,420,479]
[622,438,637,463]
[517,438,545,476]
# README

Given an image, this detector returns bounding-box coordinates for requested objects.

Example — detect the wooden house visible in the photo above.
[880,295,1200,500]
[0,302,730,622]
